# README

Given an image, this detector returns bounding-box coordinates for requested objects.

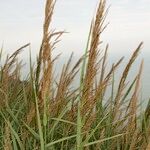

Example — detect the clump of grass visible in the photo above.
[0,0,149,149]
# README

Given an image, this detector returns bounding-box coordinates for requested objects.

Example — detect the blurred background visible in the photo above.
[0,0,150,103]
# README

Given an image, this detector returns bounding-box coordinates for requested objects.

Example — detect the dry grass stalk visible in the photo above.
[120,60,143,148]
[0,44,29,108]
[38,0,56,107]
[94,45,109,105]
[26,1,56,127]
[1,43,29,87]
[99,44,108,87]
[144,99,150,124]
[38,1,65,112]
[128,60,143,131]
[97,56,124,100]
[85,58,122,128]
[26,102,36,125]
[82,57,124,120]
[80,1,125,132]
[27,0,65,123]
[0,0,149,149]
[129,129,139,150]
[113,42,143,120]
[4,122,12,150]
[3,43,30,72]
[146,137,150,150]
[81,0,106,115]
[51,54,82,116]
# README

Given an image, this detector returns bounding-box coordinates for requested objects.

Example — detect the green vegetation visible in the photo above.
[0,0,149,149]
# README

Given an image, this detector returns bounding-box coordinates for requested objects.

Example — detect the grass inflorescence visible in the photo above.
[0,0,149,149]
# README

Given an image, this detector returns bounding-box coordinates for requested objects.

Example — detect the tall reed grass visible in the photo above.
[0,0,149,149]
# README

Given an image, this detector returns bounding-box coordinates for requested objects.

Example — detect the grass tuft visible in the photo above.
[0,0,149,149]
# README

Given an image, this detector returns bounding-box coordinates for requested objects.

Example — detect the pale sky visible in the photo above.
[0,0,150,57]
[0,0,150,100]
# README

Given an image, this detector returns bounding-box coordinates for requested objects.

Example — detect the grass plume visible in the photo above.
[0,0,149,149]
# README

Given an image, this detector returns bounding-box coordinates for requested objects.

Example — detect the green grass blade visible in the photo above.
[51,118,77,126]
[84,133,127,147]
[80,20,93,87]
[33,84,45,150]
[0,112,24,150]
[11,133,18,150]
[49,104,69,137]
[121,77,137,103]
[83,113,108,144]
[45,134,77,148]
[76,102,82,150]
[22,121,40,140]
